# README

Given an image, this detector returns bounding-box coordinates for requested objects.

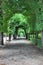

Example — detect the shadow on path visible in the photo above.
[0,40,43,65]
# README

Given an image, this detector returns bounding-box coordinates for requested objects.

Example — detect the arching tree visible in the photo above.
[8,13,28,34]
[1,0,43,47]
[2,0,38,32]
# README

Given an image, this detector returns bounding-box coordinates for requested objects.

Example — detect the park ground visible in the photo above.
[0,39,43,65]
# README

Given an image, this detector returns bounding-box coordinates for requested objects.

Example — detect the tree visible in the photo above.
[2,0,37,33]
[0,0,4,45]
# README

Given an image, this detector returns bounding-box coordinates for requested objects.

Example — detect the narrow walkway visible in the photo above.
[6,39,31,45]
[0,39,43,65]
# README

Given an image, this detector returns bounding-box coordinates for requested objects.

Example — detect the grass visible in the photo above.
[30,37,42,48]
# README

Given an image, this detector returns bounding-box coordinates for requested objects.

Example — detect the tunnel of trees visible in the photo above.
[0,0,43,48]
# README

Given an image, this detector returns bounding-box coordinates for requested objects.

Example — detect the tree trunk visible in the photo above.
[28,33,30,40]
[41,31,43,46]
[26,33,27,39]
[0,32,4,45]
[26,33,28,39]
[9,34,11,41]
[26,33,30,40]
[35,32,38,45]
[1,32,4,45]
[13,34,16,40]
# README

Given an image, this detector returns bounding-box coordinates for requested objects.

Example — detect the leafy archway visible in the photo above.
[8,12,36,35]
[1,0,42,33]
[17,28,26,37]
[8,13,28,34]
[2,0,39,32]
[0,0,43,47]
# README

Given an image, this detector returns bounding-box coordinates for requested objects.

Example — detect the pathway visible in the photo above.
[0,39,43,65]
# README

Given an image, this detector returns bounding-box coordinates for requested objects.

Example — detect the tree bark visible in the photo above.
[13,34,16,40]
[1,32,4,45]
[35,32,38,45]
[41,31,43,46]
[26,33,27,39]
[9,34,11,41]
[0,32,4,45]
[26,33,29,40]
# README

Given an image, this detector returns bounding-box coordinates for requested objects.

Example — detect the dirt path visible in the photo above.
[0,40,43,65]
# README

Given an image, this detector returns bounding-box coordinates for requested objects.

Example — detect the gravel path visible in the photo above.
[0,40,43,65]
